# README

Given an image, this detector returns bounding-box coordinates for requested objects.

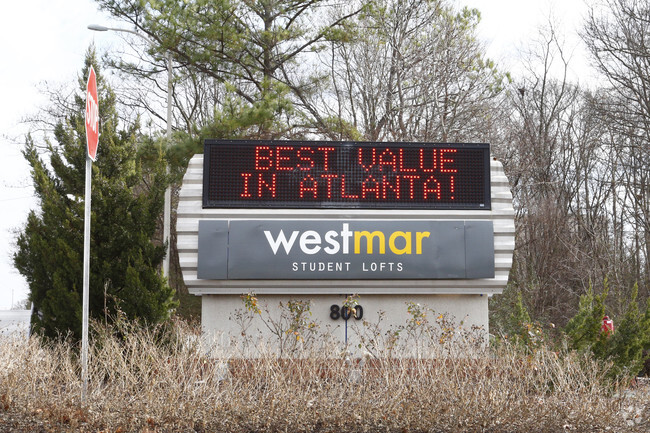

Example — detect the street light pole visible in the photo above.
[163,50,172,280]
[88,24,172,278]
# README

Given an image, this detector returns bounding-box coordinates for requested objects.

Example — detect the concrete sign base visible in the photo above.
[201,293,489,357]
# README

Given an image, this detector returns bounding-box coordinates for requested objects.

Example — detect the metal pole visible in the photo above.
[163,51,172,277]
[81,156,92,403]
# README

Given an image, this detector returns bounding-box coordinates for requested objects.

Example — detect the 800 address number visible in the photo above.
[330,304,364,321]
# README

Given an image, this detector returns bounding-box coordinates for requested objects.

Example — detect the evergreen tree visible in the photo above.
[604,284,650,378]
[13,49,176,340]
[96,0,370,138]
[564,283,608,356]
[564,281,650,379]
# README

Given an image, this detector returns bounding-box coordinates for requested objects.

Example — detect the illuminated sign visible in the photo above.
[203,140,491,209]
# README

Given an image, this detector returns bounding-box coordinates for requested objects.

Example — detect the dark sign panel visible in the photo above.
[197,220,495,280]
[203,140,491,209]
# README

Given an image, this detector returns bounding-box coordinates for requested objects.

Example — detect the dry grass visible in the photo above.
[0,319,648,432]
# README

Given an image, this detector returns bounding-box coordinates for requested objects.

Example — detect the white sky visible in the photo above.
[0,0,594,310]
[0,0,118,309]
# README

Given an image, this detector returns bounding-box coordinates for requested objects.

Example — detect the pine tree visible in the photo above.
[564,281,650,379]
[605,284,650,378]
[13,49,176,340]
[97,0,369,138]
[564,283,608,356]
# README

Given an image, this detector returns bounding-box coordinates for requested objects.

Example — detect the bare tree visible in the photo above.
[583,0,650,297]
[496,21,618,325]
[321,0,507,142]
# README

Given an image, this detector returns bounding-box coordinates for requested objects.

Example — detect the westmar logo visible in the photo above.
[263,223,432,274]
[198,219,491,280]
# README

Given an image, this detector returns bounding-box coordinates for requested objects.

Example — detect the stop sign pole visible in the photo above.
[82,66,99,403]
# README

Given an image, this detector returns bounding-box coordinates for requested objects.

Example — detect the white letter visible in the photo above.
[300,230,321,254]
[341,223,353,254]
[324,230,340,254]
[264,230,299,255]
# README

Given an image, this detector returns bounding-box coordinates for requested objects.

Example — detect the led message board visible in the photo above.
[203,140,491,209]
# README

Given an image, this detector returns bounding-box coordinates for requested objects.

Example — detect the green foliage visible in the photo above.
[602,284,650,378]
[165,82,296,185]
[319,116,364,141]
[98,0,368,137]
[490,286,548,352]
[510,291,532,330]
[506,293,547,351]
[564,283,608,356]
[564,281,650,379]
[13,48,176,341]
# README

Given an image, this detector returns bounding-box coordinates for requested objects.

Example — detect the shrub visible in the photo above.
[0,312,648,431]
[565,282,650,380]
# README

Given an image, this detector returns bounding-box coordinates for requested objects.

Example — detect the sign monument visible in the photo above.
[178,139,515,352]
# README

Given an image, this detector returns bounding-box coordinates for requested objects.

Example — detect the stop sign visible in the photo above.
[85,66,99,161]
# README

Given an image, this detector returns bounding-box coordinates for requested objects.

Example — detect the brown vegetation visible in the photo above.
[0,320,648,432]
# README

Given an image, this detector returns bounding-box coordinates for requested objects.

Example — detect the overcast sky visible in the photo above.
[0,0,593,310]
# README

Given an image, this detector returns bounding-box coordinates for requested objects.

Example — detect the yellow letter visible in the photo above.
[416,231,430,254]
[355,231,385,254]
[389,231,411,255]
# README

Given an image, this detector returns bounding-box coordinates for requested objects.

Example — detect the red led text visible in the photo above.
[239,146,458,202]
